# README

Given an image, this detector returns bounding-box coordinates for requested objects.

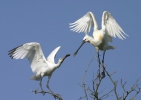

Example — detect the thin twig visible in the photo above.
[99,63,119,100]
[99,89,114,100]
[121,77,141,100]
[81,57,95,100]
[31,89,63,100]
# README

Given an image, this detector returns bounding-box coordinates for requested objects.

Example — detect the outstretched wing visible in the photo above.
[102,11,128,40]
[69,12,95,34]
[8,42,47,73]
[47,46,61,64]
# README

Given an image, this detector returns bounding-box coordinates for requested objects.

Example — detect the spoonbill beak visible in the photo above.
[62,54,70,60]
[73,40,85,56]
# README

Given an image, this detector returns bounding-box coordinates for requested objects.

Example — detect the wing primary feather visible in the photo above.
[69,11,94,35]
[104,11,128,40]
[8,45,23,59]
[8,42,47,74]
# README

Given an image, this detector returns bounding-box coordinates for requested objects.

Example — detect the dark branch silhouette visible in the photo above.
[31,89,63,100]
[79,54,141,100]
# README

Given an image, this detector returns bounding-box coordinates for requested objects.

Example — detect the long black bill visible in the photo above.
[73,40,85,56]
[62,54,70,61]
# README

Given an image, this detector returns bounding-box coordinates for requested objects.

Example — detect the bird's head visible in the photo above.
[73,36,90,56]
[58,54,70,64]
[83,35,90,43]
[83,35,88,42]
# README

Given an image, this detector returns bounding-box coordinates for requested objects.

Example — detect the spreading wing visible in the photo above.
[69,12,94,34]
[102,11,128,40]
[8,42,47,73]
[47,46,61,63]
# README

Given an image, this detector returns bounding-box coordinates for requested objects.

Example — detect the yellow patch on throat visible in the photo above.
[98,34,103,41]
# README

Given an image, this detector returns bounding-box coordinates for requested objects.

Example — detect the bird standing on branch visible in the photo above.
[8,42,70,94]
[69,11,128,64]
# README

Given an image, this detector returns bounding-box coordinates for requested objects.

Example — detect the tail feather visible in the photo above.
[107,46,116,50]
[30,75,41,81]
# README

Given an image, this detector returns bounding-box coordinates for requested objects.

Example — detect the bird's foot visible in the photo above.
[52,93,62,100]
[102,60,104,65]
[47,89,61,99]
[31,89,46,95]
[41,90,46,95]
[101,71,105,79]
[31,89,39,94]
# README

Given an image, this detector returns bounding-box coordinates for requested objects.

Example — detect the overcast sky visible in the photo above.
[0,0,141,100]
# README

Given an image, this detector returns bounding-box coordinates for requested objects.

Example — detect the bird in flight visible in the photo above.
[69,11,128,64]
[8,42,70,94]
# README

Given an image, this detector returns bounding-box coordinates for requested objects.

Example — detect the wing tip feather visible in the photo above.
[8,44,24,59]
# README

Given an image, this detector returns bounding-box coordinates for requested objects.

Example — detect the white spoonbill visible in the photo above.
[69,11,128,63]
[8,42,70,93]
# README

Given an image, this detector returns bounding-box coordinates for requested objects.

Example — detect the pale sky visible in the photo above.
[0,1,141,100]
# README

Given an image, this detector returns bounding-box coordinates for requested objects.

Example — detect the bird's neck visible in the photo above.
[55,61,63,68]
[87,36,97,46]
[87,35,94,40]
[55,63,60,69]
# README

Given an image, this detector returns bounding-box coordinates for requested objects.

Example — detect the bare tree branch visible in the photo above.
[31,89,63,100]
[79,53,141,100]
[81,57,95,100]
[120,77,141,100]
[99,89,114,100]
[99,61,119,100]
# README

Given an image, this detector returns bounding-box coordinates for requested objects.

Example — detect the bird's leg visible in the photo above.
[102,51,105,65]
[97,51,101,79]
[39,78,43,91]
[39,78,45,95]
[96,47,101,65]
[46,77,61,99]
[46,76,53,93]
[97,50,101,66]
[101,51,106,79]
